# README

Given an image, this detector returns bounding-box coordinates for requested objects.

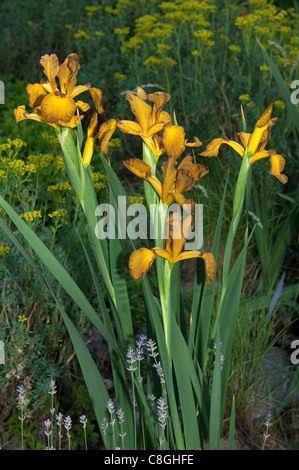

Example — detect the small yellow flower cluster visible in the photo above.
[114,27,130,36]
[114,72,128,80]
[0,242,10,258]
[18,315,27,322]
[274,100,285,110]
[238,94,251,102]
[238,94,256,108]
[220,34,229,43]
[234,1,299,70]
[7,159,26,176]
[91,171,109,191]
[193,29,215,46]
[105,0,134,15]
[120,36,143,53]
[144,56,176,68]
[47,182,71,192]
[0,170,7,179]
[48,208,68,225]
[25,163,38,174]
[42,132,60,150]
[129,196,144,205]
[278,26,292,34]
[27,153,54,171]
[53,155,65,171]
[260,65,271,72]
[74,30,90,40]
[0,139,26,152]
[11,139,27,150]
[254,26,270,35]
[107,138,122,151]
[119,0,216,67]
[156,43,172,54]
[228,44,241,53]
[85,5,102,16]
[143,56,163,66]
[20,210,42,223]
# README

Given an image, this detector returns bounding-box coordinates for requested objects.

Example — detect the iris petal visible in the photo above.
[129,247,156,280]
[40,93,77,124]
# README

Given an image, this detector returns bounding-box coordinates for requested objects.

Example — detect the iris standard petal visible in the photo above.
[125,91,152,133]
[247,103,273,155]
[58,53,80,95]
[40,54,59,92]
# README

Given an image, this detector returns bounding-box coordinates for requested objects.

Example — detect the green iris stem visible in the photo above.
[55,126,116,306]
[142,142,159,208]
[142,143,176,361]
[142,143,165,293]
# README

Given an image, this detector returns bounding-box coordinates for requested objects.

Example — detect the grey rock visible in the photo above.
[83,328,110,367]
[250,347,295,424]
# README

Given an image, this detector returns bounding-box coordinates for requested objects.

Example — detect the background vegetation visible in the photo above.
[0,0,298,450]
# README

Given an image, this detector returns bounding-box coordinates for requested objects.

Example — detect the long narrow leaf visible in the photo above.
[191,169,229,369]
[0,197,119,355]
[256,38,299,134]
[0,217,112,443]
[227,395,236,450]
[209,331,222,450]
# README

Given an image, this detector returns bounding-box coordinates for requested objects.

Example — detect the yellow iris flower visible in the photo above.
[123,153,209,208]
[200,103,288,184]
[128,212,216,284]
[99,86,171,156]
[14,53,104,128]
[98,88,202,158]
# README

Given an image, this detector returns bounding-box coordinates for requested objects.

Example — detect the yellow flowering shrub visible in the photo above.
[18,315,27,323]
[74,30,90,40]
[20,210,42,224]
[27,154,54,170]
[229,45,241,53]
[91,171,109,191]
[0,242,10,258]
[47,182,72,192]
[48,208,69,225]
[274,100,285,109]
[114,72,128,80]
[114,27,130,36]
[129,196,144,204]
